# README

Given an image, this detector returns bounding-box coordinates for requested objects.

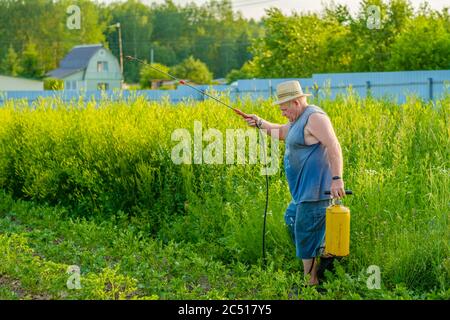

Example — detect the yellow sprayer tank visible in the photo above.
[324,191,352,257]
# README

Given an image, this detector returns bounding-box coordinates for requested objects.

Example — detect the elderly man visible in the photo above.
[237,80,345,285]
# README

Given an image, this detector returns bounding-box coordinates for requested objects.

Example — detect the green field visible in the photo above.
[0,93,448,299]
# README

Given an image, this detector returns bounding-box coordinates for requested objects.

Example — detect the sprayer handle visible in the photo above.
[324,190,353,195]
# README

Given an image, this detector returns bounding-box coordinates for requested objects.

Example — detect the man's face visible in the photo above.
[279,100,295,120]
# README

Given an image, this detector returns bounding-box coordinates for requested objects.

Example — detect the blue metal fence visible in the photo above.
[1,70,448,105]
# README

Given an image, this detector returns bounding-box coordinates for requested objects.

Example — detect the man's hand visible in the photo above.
[233,108,262,127]
[331,179,345,199]
[244,114,262,127]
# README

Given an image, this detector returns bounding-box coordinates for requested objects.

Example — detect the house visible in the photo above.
[47,44,122,91]
[0,75,43,91]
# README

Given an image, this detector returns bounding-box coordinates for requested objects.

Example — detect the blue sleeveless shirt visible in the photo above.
[284,105,332,204]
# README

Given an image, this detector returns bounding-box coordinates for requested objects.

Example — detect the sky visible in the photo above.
[99,0,449,20]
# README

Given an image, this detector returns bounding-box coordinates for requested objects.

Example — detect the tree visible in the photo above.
[139,62,170,89]
[50,0,107,71]
[243,0,450,77]
[1,46,22,76]
[151,42,177,66]
[387,13,450,70]
[0,0,261,83]
[171,56,213,84]
[344,0,413,72]
[105,0,153,83]
[20,42,44,79]
[0,0,106,75]
[150,0,259,78]
[249,8,348,78]
[225,61,256,84]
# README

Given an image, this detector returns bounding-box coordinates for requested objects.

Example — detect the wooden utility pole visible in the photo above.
[117,22,124,75]
[109,22,124,87]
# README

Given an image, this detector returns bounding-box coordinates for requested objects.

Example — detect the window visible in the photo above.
[97,83,109,90]
[65,81,77,90]
[97,61,109,72]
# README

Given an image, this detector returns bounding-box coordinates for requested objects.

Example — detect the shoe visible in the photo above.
[317,257,335,281]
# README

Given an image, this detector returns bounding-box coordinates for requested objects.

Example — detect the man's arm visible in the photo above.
[307,113,345,198]
[258,119,290,140]
[242,115,289,140]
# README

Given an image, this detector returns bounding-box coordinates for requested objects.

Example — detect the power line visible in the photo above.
[232,0,279,8]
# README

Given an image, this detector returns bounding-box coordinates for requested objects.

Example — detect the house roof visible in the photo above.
[47,44,103,79]
[47,68,81,78]
[60,44,103,69]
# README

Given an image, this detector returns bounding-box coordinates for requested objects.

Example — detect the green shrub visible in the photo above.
[43,78,64,90]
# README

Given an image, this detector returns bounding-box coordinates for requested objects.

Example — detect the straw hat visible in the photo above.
[274,80,312,105]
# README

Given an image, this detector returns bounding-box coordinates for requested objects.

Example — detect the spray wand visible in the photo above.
[126,56,270,266]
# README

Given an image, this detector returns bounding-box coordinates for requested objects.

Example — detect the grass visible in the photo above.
[1,190,442,300]
[0,92,448,299]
